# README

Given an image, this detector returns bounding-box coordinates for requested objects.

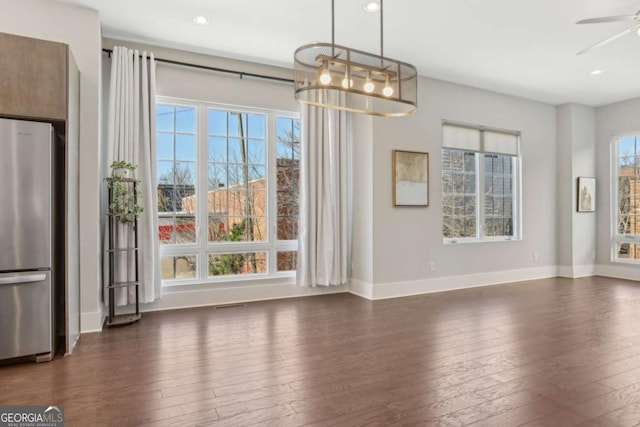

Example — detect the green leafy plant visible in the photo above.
[107,161,144,226]
[208,221,247,276]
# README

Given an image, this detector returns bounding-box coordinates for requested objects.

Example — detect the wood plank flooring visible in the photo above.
[3,276,640,426]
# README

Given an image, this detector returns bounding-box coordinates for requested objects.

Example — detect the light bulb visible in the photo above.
[320,71,332,85]
[364,72,375,93]
[364,81,375,93]
[364,1,380,12]
[382,75,394,97]
[319,61,331,85]
[341,69,353,89]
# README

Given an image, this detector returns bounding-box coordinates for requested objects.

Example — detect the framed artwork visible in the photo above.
[392,150,429,207]
[577,177,596,212]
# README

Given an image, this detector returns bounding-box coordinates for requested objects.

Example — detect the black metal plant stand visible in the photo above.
[106,177,141,327]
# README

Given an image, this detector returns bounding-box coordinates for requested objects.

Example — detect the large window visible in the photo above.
[156,98,300,284]
[441,122,521,242]
[612,135,640,262]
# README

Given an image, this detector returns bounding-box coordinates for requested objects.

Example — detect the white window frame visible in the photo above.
[611,133,640,264]
[442,122,522,244]
[157,96,300,286]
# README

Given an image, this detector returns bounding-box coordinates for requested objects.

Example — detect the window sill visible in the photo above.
[611,258,640,266]
[162,272,296,292]
[443,237,521,245]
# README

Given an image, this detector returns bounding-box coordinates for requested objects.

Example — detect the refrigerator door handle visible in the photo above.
[0,273,47,285]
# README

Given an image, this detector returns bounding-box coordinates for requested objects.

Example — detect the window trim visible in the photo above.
[610,133,640,264]
[157,96,300,285]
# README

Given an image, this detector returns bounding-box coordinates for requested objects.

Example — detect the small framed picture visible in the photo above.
[392,150,429,207]
[577,177,596,212]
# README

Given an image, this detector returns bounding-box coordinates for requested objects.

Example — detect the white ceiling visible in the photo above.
[59,0,640,106]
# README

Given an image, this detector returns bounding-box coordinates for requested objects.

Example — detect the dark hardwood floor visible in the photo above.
[3,276,640,426]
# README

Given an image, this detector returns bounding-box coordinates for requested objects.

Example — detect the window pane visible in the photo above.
[176,216,196,244]
[616,136,640,240]
[249,165,267,182]
[227,112,248,138]
[277,117,300,241]
[248,139,266,164]
[277,251,297,272]
[156,103,198,249]
[161,256,196,280]
[247,114,265,139]
[227,139,245,164]
[157,161,175,186]
[484,154,514,237]
[616,243,640,261]
[208,252,267,277]
[619,137,636,158]
[157,132,174,159]
[175,107,196,133]
[222,216,265,242]
[442,149,478,239]
[208,137,227,163]
[277,216,296,240]
[208,163,228,188]
[176,134,196,161]
[206,109,267,244]
[158,215,175,244]
[208,109,227,136]
[156,104,174,132]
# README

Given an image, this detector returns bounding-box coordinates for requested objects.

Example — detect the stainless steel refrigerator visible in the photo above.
[0,118,55,361]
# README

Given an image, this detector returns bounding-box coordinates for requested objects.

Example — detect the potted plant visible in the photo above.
[107,160,144,225]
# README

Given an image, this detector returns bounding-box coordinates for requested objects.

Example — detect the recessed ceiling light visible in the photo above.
[589,69,605,76]
[193,16,210,25]
[364,1,380,12]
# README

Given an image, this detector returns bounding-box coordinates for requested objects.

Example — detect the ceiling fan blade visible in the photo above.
[577,15,639,24]
[577,24,640,55]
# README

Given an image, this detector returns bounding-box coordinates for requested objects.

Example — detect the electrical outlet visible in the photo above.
[533,252,539,262]
[429,262,436,272]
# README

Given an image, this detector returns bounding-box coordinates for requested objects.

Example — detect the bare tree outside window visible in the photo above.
[616,136,640,260]
[442,148,516,240]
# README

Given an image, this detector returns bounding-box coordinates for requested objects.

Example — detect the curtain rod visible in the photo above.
[102,48,294,84]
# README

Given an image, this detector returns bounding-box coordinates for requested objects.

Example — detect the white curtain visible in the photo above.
[297,97,350,287]
[105,46,160,305]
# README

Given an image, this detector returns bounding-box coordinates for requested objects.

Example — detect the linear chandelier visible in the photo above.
[294,0,418,117]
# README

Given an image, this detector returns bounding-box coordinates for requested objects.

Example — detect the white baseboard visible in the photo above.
[80,309,105,333]
[349,278,373,299]
[85,264,637,331]
[557,266,573,278]
[137,281,348,313]
[558,264,597,279]
[596,264,640,282]
[350,265,559,300]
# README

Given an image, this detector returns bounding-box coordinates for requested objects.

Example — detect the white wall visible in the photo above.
[0,0,103,332]
[350,114,374,297]
[556,104,596,278]
[570,105,596,273]
[595,98,640,280]
[556,105,573,270]
[368,77,558,294]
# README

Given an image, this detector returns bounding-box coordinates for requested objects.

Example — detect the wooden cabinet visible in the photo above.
[0,32,80,357]
[0,33,68,121]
